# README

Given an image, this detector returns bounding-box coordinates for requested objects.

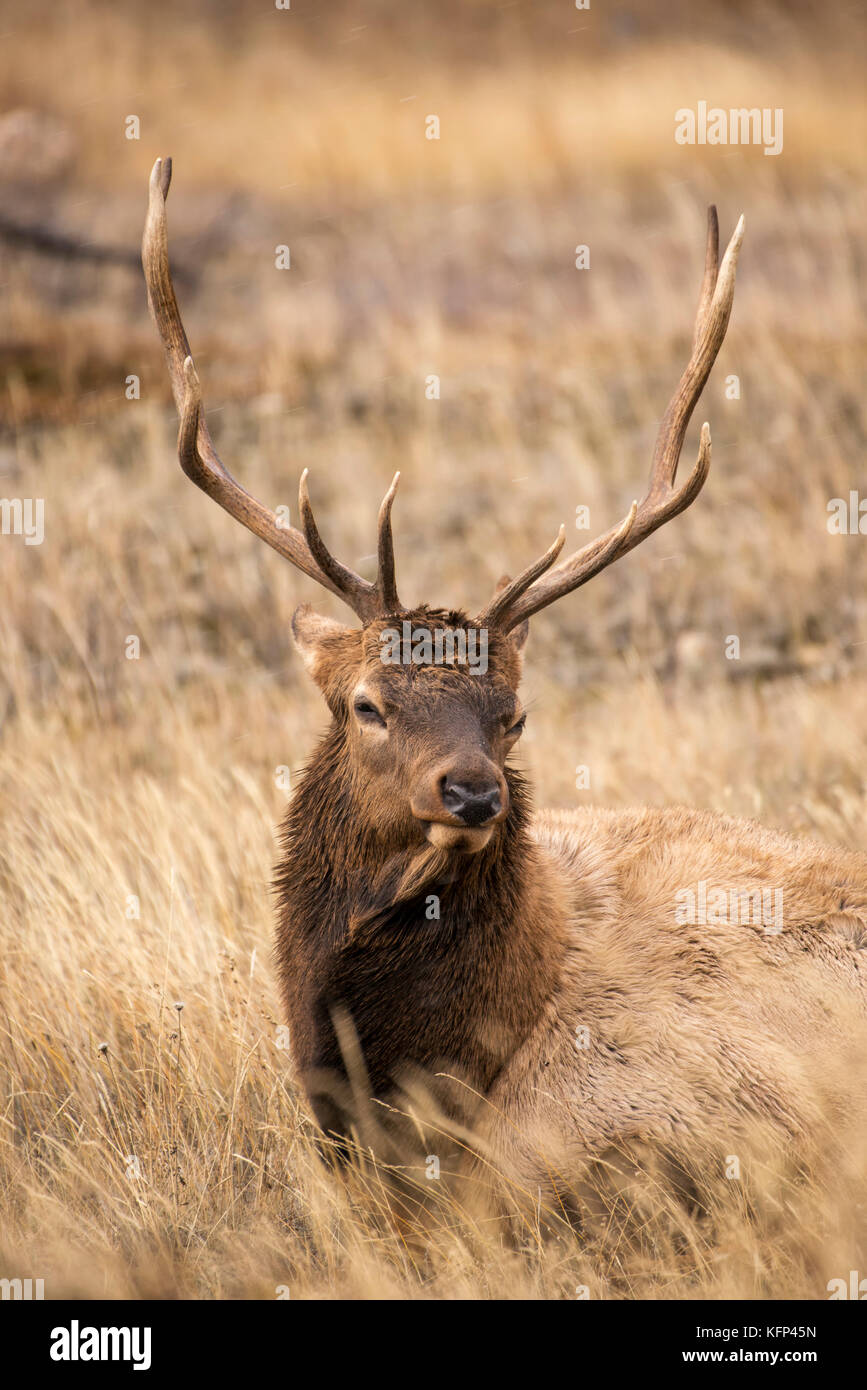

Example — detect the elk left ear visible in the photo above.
[291,604,358,688]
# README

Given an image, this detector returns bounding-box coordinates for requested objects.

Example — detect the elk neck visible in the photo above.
[274,718,567,1112]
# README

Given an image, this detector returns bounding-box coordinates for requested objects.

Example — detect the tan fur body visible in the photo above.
[478,805,867,1196]
[275,642,867,1209]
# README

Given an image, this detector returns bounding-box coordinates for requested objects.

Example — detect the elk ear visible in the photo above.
[291,604,358,693]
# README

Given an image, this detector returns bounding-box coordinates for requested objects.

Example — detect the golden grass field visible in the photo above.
[1,0,865,1298]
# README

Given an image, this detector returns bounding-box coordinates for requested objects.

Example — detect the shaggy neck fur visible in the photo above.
[274,719,565,1137]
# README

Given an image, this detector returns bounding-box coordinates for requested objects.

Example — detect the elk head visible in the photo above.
[143,157,743,860]
[290,600,530,855]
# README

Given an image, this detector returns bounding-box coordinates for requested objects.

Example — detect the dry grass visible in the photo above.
[0,0,865,1298]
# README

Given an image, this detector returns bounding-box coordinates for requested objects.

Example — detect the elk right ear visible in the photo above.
[291,605,359,694]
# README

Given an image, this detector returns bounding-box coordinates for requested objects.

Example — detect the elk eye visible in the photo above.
[354,697,386,727]
[507,713,526,738]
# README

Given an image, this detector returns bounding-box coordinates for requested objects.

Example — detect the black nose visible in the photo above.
[440,778,502,827]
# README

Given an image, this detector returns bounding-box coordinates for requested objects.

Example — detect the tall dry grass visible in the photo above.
[0,0,865,1297]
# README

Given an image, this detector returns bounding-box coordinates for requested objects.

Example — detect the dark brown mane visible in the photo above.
[274,731,563,1140]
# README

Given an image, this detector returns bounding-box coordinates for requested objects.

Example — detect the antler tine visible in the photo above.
[478,525,566,628]
[693,204,719,351]
[297,471,381,620]
[649,206,743,499]
[296,470,404,621]
[143,156,384,622]
[376,472,403,614]
[482,209,743,633]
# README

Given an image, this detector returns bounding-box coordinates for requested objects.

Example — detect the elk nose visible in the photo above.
[440,777,502,827]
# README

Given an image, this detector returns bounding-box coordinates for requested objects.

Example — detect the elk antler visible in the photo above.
[478,207,744,633]
[142,157,403,622]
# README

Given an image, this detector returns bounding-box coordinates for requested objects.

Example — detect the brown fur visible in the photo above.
[275,604,867,1223]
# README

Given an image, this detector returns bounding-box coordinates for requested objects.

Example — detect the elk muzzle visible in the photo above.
[410,758,509,852]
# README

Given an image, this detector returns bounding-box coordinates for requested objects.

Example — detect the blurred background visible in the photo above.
[0,0,865,1297]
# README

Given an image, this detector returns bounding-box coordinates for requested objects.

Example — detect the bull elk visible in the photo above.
[143,159,867,1233]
